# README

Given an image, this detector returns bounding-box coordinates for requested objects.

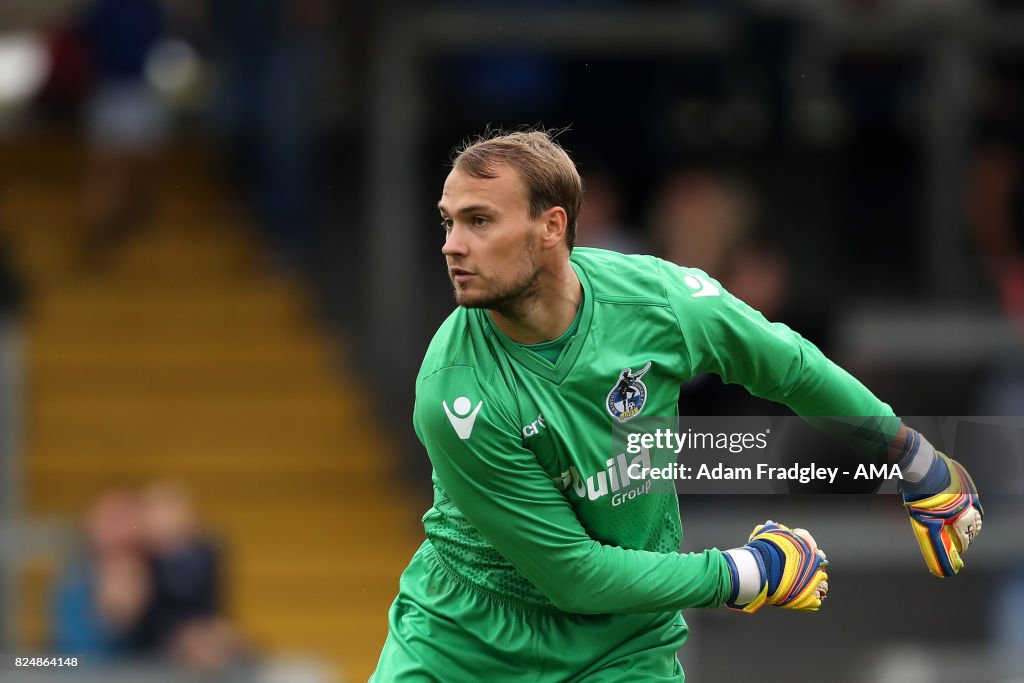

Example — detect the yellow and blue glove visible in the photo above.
[898,429,983,577]
[722,521,829,614]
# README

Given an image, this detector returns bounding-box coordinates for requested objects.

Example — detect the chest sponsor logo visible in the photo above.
[606,361,652,422]
[554,448,654,507]
[443,396,483,439]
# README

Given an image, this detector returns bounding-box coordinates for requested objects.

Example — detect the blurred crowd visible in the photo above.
[0,1,1021,679]
[0,0,1018,346]
[51,481,246,673]
[19,0,335,274]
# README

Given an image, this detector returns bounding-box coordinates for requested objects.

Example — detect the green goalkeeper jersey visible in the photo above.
[415,247,895,614]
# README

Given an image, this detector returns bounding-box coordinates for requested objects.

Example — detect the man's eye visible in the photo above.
[441,218,453,231]
[472,216,489,227]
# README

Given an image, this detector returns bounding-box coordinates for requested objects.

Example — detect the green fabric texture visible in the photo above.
[373,247,897,680]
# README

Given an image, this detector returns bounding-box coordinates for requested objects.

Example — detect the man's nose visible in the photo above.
[442,225,468,256]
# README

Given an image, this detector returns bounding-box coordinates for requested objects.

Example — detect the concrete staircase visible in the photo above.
[1,131,423,681]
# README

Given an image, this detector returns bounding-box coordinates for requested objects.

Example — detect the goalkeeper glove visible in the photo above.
[898,429,983,577]
[722,520,829,614]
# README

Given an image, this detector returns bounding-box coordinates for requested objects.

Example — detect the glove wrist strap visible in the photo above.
[896,428,940,487]
[723,547,765,607]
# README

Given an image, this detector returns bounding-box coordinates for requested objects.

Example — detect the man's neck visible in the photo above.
[488,259,582,345]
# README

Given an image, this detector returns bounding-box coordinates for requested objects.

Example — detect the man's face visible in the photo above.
[438,163,543,310]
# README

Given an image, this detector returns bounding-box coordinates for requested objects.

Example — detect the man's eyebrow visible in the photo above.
[437,203,497,215]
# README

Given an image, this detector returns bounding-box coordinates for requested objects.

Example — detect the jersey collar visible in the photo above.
[481,258,594,385]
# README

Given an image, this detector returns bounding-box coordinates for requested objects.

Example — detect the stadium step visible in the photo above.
[5,131,421,683]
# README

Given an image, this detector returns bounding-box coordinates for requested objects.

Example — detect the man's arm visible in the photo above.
[658,260,899,428]
[659,261,983,575]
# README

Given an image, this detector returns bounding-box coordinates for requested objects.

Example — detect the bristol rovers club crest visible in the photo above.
[606,361,652,422]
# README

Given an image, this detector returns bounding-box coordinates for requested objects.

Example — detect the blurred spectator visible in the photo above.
[575,169,645,254]
[650,169,794,416]
[436,0,600,117]
[34,22,94,119]
[966,66,1024,327]
[650,169,754,279]
[75,0,170,269]
[135,480,245,672]
[718,241,788,322]
[649,168,788,317]
[51,482,245,672]
[207,0,334,271]
[51,490,151,657]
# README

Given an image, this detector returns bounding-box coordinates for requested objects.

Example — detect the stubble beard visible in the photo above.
[451,239,541,318]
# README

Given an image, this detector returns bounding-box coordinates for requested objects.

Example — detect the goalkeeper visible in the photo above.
[370,130,983,681]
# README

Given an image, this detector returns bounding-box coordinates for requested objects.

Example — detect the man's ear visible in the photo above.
[540,206,568,249]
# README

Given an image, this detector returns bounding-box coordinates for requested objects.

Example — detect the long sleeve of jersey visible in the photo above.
[658,260,901,452]
[415,365,733,615]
